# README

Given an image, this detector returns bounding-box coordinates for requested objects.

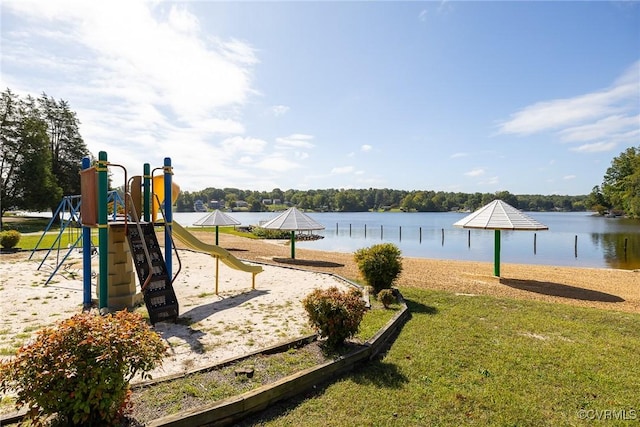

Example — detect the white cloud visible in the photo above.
[270,105,290,116]
[275,134,315,149]
[465,168,485,177]
[496,61,639,155]
[479,176,499,186]
[563,175,576,180]
[570,141,618,153]
[331,166,355,175]
[2,1,259,190]
[559,114,640,143]
[419,9,428,22]
[451,152,469,158]
[361,144,373,152]
[221,136,267,155]
[254,153,303,172]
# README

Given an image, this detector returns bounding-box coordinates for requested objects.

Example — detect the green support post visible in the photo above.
[494,229,501,277]
[98,151,109,311]
[290,230,295,259]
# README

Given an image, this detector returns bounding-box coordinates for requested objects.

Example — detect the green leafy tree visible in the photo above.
[0,90,62,226]
[602,146,640,218]
[587,185,608,214]
[39,93,90,206]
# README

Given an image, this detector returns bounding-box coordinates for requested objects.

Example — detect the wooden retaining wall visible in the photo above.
[147,296,410,427]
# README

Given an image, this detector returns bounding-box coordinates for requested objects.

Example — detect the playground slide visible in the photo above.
[171,221,263,274]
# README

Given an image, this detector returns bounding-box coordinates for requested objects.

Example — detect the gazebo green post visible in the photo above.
[290,230,296,259]
[494,229,501,277]
[97,151,109,311]
[143,163,151,222]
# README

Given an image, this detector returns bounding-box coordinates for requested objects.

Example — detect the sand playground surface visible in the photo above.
[1,232,639,390]
[0,247,355,384]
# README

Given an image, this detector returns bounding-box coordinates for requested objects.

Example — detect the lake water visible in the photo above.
[174,211,640,270]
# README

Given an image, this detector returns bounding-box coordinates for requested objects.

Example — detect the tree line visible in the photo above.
[1,87,638,222]
[177,187,590,214]
[0,89,89,227]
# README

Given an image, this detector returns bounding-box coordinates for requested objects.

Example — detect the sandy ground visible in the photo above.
[1,230,639,395]
[0,247,353,386]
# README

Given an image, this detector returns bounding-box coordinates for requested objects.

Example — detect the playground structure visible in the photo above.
[34,151,262,324]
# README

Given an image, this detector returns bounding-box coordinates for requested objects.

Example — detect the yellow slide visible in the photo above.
[171,220,263,274]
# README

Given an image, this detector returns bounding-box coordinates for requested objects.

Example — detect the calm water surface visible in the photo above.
[174,211,640,270]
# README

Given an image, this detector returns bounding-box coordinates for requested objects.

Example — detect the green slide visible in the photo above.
[171,221,263,274]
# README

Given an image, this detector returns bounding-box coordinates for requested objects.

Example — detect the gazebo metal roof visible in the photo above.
[453,200,548,231]
[261,207,324,259]
[261,207,325,231]
[193,209,241,227]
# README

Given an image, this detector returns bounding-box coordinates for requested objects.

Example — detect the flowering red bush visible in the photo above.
[303,286,367,348]
[0,310,166,426]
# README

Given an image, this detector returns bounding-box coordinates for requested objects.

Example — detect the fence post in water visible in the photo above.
[468,230,471,248]
[349,223,351,237]
[399,226,402,241]
[534,233,537,255]
[442,228,445,246]
[574,235,578,258]
[624,237,628,254]
[336,222,338,235]
[381,225,383,239]
[419,227,422,243]
[364,224,367,238]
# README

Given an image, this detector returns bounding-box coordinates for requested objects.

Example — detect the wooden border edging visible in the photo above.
[147,293,410,427]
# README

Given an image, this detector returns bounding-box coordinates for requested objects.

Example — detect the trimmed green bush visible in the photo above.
[303,286,367,348]
[0,311,167,426]
[251,227,291,239]
[0,230,21,249]
[377,288,396,308]
[354,243,403,294]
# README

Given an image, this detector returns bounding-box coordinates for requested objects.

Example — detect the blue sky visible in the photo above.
[2,1,639,195]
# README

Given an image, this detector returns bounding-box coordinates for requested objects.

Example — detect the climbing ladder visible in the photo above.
[127,222,179,324]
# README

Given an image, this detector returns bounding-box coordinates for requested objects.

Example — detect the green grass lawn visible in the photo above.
[248,288,640,426]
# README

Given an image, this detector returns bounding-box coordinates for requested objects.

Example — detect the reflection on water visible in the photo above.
[592,232,640,270]
[174,211,639,270]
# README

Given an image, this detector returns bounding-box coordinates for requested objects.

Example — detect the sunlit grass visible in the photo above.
[250,288,640,426]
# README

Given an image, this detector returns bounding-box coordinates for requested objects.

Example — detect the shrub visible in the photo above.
[251,227,291,239]
[303,286,367,348]
[377,288,396,308]
[0,230,21,249]
[354,243,403,294]
[0,311,167,426]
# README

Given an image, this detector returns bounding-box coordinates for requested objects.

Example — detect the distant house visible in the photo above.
[236,200,249,208]
[262,199,272,205]
[208,200,224,209]
[273,199,282,205]
[193,199,207,212]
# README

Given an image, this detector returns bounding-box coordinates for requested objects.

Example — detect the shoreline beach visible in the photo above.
[1,231,638,407]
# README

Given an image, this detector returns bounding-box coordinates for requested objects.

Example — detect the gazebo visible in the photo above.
[193,209,241,245]
[453,200,548,277]
[260,207,325,259]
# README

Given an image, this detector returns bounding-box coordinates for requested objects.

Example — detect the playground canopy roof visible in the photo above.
[453,200,548,231]
[193,209,241,227]
[261,207,325,231]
